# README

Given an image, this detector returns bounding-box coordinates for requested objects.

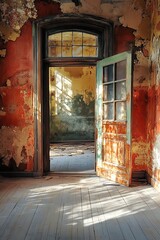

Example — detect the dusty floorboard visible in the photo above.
[0,176,160,240]
[50,142,95,173]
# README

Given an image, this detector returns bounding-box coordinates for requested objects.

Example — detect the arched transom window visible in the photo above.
[48,31,98,58]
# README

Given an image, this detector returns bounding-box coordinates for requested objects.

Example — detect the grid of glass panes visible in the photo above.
[48,31,98,57]
[103,60,127,121]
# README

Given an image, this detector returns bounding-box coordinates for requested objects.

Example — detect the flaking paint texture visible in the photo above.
[0,0,158,184]
[147,0,160,189]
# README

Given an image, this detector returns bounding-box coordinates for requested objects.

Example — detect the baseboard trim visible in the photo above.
[0,171,43,178]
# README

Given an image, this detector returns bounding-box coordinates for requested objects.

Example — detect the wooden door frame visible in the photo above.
[33,14,113,175]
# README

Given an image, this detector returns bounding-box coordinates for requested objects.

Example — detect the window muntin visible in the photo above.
[48,31,98,58]
[103,60,127,121]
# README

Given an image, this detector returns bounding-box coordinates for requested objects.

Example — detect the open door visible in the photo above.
[96,51,132,186]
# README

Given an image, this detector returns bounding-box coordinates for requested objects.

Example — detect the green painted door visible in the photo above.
[96,52,132,186]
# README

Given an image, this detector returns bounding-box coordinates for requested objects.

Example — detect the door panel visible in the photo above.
[96,52,132,186]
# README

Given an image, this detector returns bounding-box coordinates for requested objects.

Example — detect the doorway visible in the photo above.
[49,66,96,173]
[33,14,113,175]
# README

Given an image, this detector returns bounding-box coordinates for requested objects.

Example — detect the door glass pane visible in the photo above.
[115,81,126,100]
[103,84,113,101]
[116,102,126,121]
[103,65,113,83]
[103,103,113,120]
[115,60,126,80]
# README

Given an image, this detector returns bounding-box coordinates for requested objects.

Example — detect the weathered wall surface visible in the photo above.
[0,21,34,172]
[130,1,151,175]
[0,1,61,172]
[0,0,152,176]
[147,0,160,188]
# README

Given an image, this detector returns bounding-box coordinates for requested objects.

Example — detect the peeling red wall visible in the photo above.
[35,1,61,17]
[146,0,160,188]
[132,87,148,172]
[147,86,156,175]
[0,22,33,86]
[132,87,148,141]
[0,1,154,180]
[115,25,149,174]
[114,26,135,54]
[0,2,61,173]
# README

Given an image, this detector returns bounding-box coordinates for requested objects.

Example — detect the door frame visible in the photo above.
[33,14,113,175]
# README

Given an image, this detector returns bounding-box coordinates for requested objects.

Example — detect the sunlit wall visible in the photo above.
[49,66,96,142]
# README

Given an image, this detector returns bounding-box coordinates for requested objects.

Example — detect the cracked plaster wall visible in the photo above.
[0,0,153,174]
[148,0,160,187]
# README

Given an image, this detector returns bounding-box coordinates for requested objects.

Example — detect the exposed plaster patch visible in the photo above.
[0,22,19,41]
[151,35,160,62]
[152,134,160,170]
[0,126,34,167]
[0,49,6,57]
[151,35,160,84]
[60,0,143,26]
[134,38,150,57]
[133,57,150,86]
[135,15,151,39]
[6,79,11,87]
[23,87,33,124]
[119,5,142,30]
[4,70,31,87]
[132,141,149,166]
[60,2,79,12]
[79,0,102,16]
[0,0,37,42]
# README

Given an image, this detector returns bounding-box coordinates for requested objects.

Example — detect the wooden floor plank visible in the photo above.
[89,186,111,240]
[1,177,160,240]
[58,188,73,240]
[81,187,95,240]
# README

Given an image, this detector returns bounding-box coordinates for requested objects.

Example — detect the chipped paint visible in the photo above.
[0,0,37,42]
[150,36,160,84]
[135,15,151,39]
[60,0,146,35]
[145,0,160,188]
[132,141,149,170]
[0,0,156,180]
[0,49,6,58]
[0,22,19,42]
[152,134,160,170]
[0,86,33,128]
[0,126,34,171]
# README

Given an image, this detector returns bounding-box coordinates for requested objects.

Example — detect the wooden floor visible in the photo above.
[0,176,160,240]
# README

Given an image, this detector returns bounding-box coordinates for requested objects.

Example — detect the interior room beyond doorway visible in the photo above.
[49,66,96,173]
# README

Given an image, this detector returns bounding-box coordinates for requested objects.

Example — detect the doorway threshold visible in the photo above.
[49,170,96,177]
